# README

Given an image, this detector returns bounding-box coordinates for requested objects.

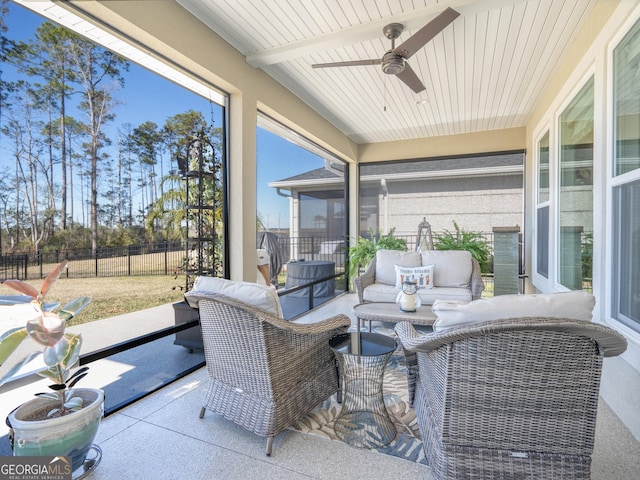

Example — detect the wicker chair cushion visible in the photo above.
[185,276,283,318]
[374,249,421,285]
[420,250,472,288]
[432,291,595,331]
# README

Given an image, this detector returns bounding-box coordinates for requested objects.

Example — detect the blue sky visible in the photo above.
[256,130,324,229]
[1,2,324,229]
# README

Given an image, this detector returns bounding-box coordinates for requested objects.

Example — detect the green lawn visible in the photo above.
[0,275,186,327]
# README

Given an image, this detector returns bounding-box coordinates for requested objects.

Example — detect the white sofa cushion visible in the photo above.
[420,250,472,288]
[185,276,283,318]
[375,249,421,286]
[363,284,471,304]
[394,264,435,289]
[417,287,472,305]
[432,291,595,331]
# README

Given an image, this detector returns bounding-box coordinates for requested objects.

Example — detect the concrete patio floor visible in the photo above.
[1,293,639,479]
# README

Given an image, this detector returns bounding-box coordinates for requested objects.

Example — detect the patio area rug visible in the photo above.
[290,326,428,465]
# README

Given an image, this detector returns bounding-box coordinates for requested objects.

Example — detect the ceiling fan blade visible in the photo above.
[312,59,381,69]
[396,63,426,93]
[393,7,460,59]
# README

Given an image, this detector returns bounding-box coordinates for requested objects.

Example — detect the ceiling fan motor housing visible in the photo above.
[312,9,460,92]
[381,51,405,75]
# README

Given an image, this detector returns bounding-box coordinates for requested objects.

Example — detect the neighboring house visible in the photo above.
[359,152,525,236]
[268,160,346,238]
[271,152,525,242]
[268,160,347,263]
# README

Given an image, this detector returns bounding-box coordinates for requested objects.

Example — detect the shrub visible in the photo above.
[347,228,407,285]
[434,221,491,273]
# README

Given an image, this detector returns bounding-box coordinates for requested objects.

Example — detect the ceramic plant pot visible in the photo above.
[7,388,104,472]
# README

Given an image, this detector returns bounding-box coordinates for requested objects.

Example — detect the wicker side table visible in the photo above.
[329,332,397,448]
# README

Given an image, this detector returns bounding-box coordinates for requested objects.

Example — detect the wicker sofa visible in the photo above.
[395,292,627,480]
[354,249,484,305]
[185,276,351,455]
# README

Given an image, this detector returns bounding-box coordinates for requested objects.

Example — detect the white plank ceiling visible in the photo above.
[180,0,595,144]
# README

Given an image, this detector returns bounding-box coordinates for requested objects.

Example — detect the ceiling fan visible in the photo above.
[311,7,460,94]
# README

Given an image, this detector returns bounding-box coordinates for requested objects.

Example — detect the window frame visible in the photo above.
[533,128,552,289]
[607,11,640,335]
[556,76,595,292]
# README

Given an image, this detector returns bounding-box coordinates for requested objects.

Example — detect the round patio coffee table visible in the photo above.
[329,332,397,449]
[352,302,436,332]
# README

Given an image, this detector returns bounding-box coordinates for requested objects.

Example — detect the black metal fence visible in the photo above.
[0,242,184,281]
[1,231,526,290]
[0,254,29,281]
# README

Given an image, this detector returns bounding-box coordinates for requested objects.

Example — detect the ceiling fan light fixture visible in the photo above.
[381,52,405,75]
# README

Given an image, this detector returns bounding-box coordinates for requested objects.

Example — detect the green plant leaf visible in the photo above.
[434,221,491,273]
[0,351,41,387]
[347,227,407,285]
[42,301,61,312]
[67,371,88,388]
[0,328,28,366]
[63,397,83,411]
[57,296,91,321]
[68,366,89,382]
[61,334,82,370]
[43,337,69,367]
[37,367,61,382]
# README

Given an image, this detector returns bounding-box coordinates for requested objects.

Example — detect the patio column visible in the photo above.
[228,91,258,282]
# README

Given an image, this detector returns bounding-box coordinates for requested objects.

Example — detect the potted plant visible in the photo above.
[434,221,492,273]
[0,260,102,473]
[347,227,407,285]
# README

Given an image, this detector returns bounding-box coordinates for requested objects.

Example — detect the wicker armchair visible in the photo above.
[395,318,627,480]
[194,293,350,456]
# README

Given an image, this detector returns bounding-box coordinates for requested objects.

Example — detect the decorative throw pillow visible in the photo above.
[394,264,435,289]
[374,249,421,285]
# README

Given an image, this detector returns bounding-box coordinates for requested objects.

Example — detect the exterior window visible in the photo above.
[536,206,550,278]
[536,132,550,279]
[613,181,640,328]
[558,78,594,291]
[538,132,550,203]
[614,18,640,176]
[612,18,640,330]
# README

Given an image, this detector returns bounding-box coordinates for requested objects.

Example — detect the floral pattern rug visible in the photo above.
[290,328,428,465]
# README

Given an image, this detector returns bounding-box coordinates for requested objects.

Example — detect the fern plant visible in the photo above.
[347,228,407,285]
[434,221,491,273]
